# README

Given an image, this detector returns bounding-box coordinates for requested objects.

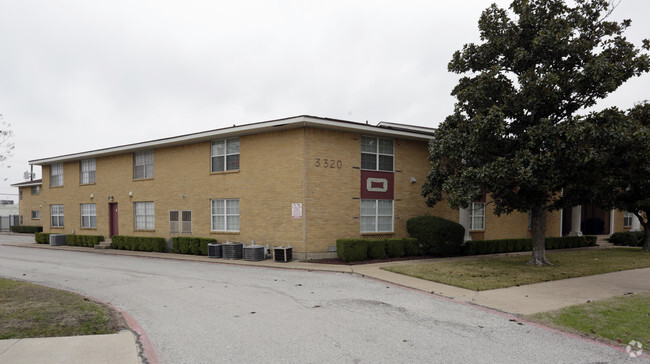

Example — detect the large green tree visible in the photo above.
[422,0,649,265]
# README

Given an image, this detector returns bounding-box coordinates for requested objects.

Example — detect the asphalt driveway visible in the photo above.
[0,240,641,363]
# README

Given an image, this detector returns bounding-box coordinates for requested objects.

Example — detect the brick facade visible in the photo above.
[24,116,630,257]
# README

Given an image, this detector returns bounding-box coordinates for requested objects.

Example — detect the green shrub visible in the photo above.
[34,232,51,244]
[367,240,386,260]
[111,236,167,252]
[464,236,595,256]
[609,231,642,246]
[66,234,104,247]
[403,238,421,256]
[336,239,369,262]
[172,237,217,256]
[384,239,405,258]
[406,215,465,256]
[11,226,43,233]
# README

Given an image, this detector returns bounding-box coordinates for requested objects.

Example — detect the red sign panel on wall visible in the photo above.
[361,170,394,200]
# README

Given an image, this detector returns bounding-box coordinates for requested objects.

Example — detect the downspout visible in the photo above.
[302,124,307,253]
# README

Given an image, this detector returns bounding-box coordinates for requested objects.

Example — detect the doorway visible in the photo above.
[109,203,119,237]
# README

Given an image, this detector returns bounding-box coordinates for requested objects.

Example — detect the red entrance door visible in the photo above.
[109,203,119,237]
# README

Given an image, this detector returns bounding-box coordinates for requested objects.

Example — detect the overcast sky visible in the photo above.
[1,0,648,201]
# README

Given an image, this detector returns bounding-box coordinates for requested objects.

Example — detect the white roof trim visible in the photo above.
[30,115,434,165]
[10,180,42,187]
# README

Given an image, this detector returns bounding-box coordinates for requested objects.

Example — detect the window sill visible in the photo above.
[50,226,64,229]
[210,231,240,235]
[210,170,240,175]
[79,183,96,186]
[134,229,155,232]
[133,178,154,182]
[49,185,64,189]
[80,227,97,230]
[361,232,395,235]
[31,218,40,221]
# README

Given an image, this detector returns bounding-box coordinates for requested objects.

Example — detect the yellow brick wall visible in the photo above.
[38,125,590,257]
[41,129,305,249]
[18,186,44,227]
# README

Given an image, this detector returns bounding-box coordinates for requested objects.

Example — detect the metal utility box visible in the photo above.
[274,246,293,262]
[222,242,243,260]
[49,234,67,246]
[208,243,223,258]
[243,245,265,261]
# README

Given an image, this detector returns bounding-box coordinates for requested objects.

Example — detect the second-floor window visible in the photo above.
[361,136,394,171]
[50,163,63,187]
[134,150,154,179]
[80,159,96,184]
[211,138,240,172]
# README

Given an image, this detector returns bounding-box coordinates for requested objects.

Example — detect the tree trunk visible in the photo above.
[527,205,553,266]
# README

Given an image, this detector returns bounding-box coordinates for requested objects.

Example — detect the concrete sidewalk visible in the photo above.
[2,238,650,363]
[0,331,141,364]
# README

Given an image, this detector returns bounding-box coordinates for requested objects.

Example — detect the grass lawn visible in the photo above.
[0,278,127,339]
[528,292,650,347]
[382,248,650,291]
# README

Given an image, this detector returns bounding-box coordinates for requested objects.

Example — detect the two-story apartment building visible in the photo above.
[16,115,637,258]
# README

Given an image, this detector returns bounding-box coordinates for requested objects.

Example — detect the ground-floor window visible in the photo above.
[211,199,239,232]
[31,210,40,220]
[170,210,192,234]
[134,202,155,230]
[81,203,96,228]
[361,199,393,233]
[623,211,634,228]
[51,204,64,227]
[470,202,485,230]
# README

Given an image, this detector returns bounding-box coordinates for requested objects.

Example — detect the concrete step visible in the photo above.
[94,239,112,249]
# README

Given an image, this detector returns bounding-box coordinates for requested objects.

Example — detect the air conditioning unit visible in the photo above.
[222,242,243,260]
[208,243,223,258]
[274,246,293,262]
[243,245,265,261]
[49,234,66,246]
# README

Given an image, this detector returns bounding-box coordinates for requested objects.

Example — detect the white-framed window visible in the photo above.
[211,199,240,232]
[211,138,240,172]
[134,201,155,230]
[81,203,96,228]
[80,158,96,184]
[170,210,192,234]
[31,186,40,195]
[50,163,63,187]
[51,204,64,227]
[361,136,394,171]
[134,150,154,179]
[470,202,485,230]
[624,211,634,228]
[31,210,40,220]
[361,199,393,233]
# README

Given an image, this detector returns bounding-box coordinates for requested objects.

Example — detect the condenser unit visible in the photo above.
[274,246,293,262]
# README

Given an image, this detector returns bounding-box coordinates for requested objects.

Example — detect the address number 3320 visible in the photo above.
[314,158,343,169]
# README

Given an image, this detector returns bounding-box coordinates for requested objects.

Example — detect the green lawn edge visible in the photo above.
[382,248,650,291]
[0,278,128,339]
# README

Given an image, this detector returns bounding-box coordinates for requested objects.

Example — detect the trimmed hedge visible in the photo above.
[336,238,418,262]
[66,234,104,247]
[172,237,217,256]
[463,235,597,256]
[406,216,465,256]
[337,239,369,262]
[35,232,51,244]
[110,236,167,252]
[609,231,644,246]
[11,225,43,233]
